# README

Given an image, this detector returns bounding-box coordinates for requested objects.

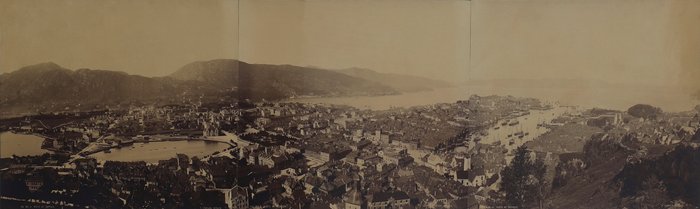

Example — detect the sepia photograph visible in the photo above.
[0,0,699,208]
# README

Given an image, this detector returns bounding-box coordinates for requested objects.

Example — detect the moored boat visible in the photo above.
[508,120,519,126]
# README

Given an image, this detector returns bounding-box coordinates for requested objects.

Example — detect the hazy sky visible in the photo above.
[239,0,698,87]
[239,0,470,83]
[0,0,237,76]
[1,0,698,93]
[471,0,696,88]
[671,0,700,99]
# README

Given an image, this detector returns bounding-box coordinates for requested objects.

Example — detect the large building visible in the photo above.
[216,186,248,209]
[202,120,221,137]
[25,175,44,192]
[368,191,410,209]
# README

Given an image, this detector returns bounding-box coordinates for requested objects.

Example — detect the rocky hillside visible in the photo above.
[547,132,698,209]
[169,59,239,89]
[614,144,700,208]
[0,62,214,115]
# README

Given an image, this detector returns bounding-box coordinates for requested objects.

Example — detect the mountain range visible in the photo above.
[0,59,450,116]
[0,62,210,116]
[337,67,452,92]
[170,59,401,100]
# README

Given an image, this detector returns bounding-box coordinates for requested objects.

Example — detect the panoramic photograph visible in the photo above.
[1,0,699,208]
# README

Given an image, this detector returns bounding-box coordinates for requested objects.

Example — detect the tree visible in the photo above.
[627,104,662,120]
[501,146,547,208]
[694,104,700,113]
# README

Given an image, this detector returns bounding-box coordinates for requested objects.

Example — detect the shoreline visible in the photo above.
[80,135,233,156]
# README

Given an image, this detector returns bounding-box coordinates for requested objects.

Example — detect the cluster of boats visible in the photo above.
[494,117,532,146]
[502,120,520,126]
[507,131,529,145]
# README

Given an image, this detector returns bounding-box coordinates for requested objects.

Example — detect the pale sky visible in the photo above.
[238,0,470,83]
[470,0,694,87]
[1,0,698,93]
[239,0,698,87]
[0,0,238,76]
[671,0,700,98]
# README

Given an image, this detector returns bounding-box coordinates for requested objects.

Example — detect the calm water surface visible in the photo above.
[480,107,571,149]
[90,140,229,163]
[288,87,470,110]
[0,132,50,158]
[290,85,697,112]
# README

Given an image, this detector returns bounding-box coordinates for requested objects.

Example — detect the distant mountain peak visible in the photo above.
[179,59,242,68]
[1,60,402,116]
[342,67,376,73]
[337,67,452,92]
[170,59,398,100]
[15,62,66,72]
[31,61,61,68]
[169,59,242,88]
